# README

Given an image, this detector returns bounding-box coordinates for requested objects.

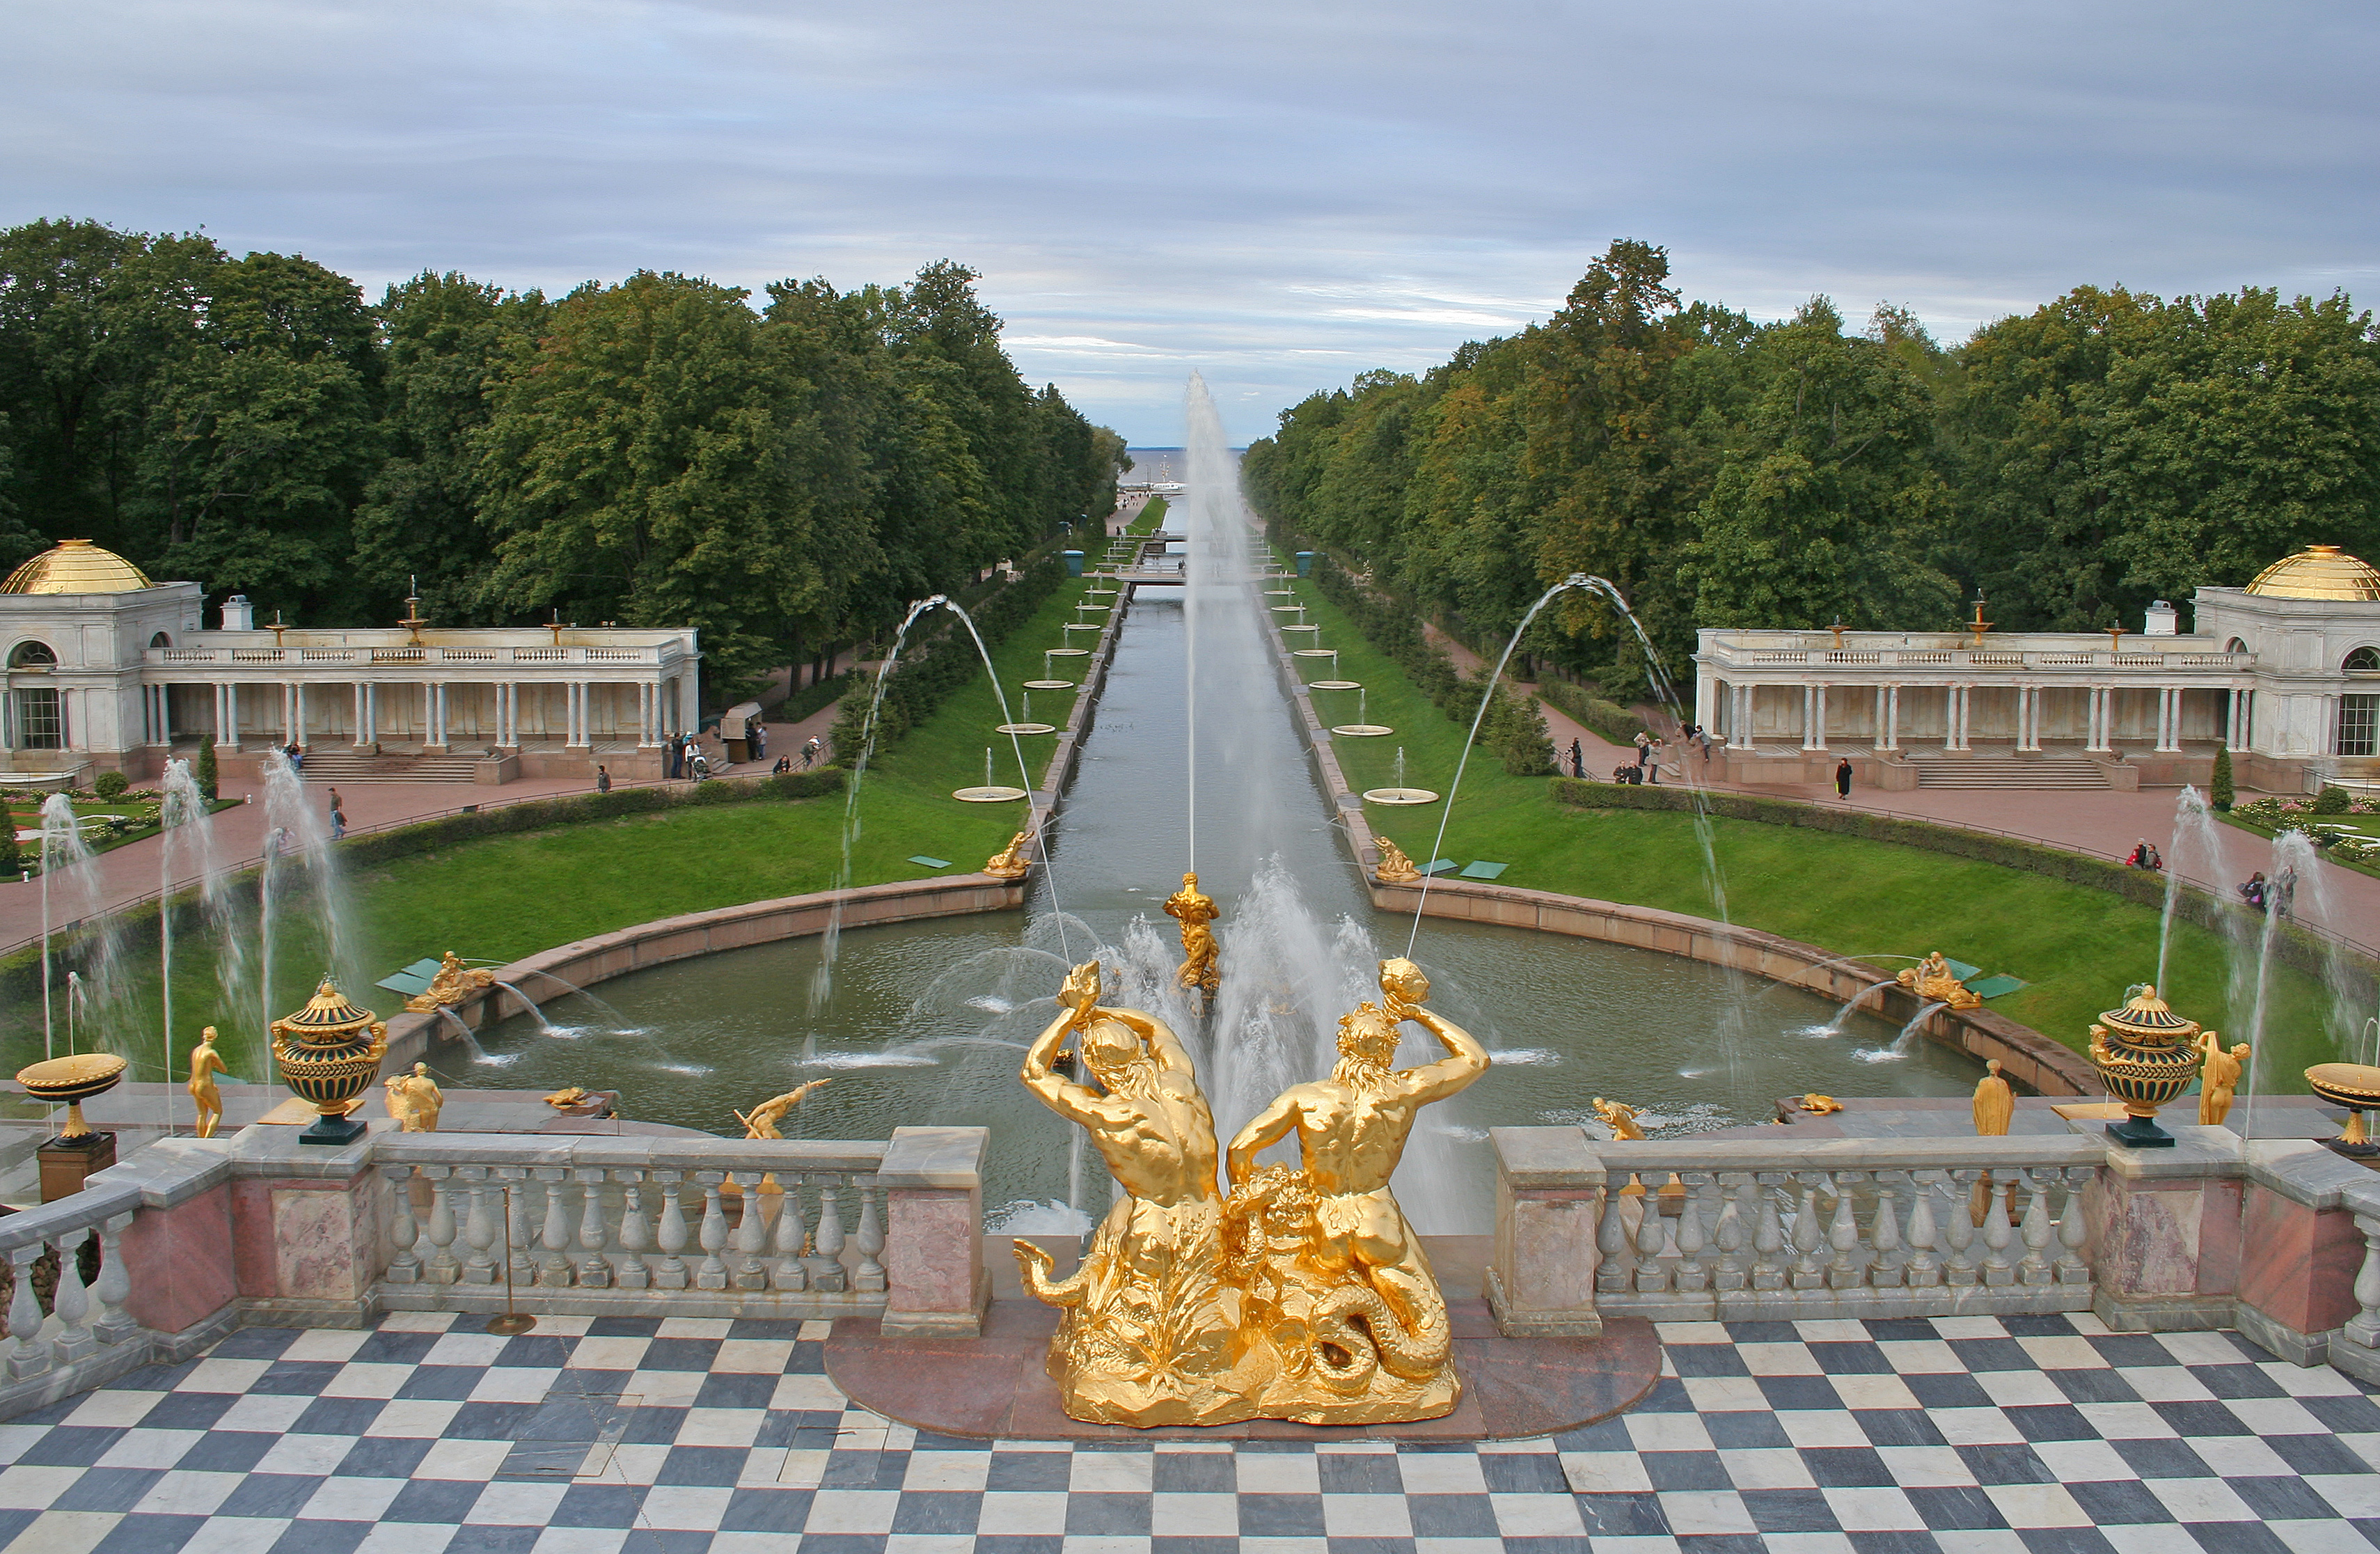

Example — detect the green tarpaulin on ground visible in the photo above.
[375,958,444,997]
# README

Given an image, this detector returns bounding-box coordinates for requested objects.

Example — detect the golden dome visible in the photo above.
[2244,544,2380,602]
[1,539,155,595]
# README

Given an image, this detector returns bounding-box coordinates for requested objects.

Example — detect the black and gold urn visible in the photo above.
[271,980,389,1147]
[2304,1064,2380,1159]
[2086,984,2204,1150]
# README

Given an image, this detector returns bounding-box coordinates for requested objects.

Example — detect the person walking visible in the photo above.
[596,764,612,794]
[803,736,821,770]
[327,787,346,839]
[1567,738,1584,778]
[1835,757,1854,799]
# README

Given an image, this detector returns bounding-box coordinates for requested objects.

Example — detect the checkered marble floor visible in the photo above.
[3,1309,2379,1554]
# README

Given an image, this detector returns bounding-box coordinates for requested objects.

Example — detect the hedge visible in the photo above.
[1549,776,2378,1001]
[1534,678,1646,748]
[830,556,1071,765]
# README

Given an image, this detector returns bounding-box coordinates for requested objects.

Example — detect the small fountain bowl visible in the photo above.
[2306,1063,2380,1113]
[16,1053,127,1107]
[1363,787,1441,805]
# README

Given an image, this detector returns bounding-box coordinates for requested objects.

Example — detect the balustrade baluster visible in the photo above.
[1868,1175,1904,1289]
[1672,1175,1712,1294]
[1905,1172,1944,1288]
[2017,1170,2054,1285]
[1711,1177,1747,1292]
[654,1171,691,1289]
[423,1168,461,1283]
[853,1183,887,1294]
[1788,1177,1826,1290]
[2347,1214,2380,1350]
[1980,1172,2016,1287]
[91,1214,136,1344]
[1596,1177,1634,1294]
[810,1181,848,1293]
[773,1180,810,1292]
[1633,1183,1669,1294]
[1826,1173,1863,1289]
[50,1229,95,1364]
[733,1175,770,1291]
[576,1170,613,1287]
[2055,1168,2092,1285]
[695,1173,730,1291]
[617,1174,654,1289]
[383,1166,421,1285]
[461,1169,499,1285]
[537,1170,574,1287]
[1944,1170,1979,1286]
[501,1170,535,1287]
[5,1244,48,1379]
[1751,1176,1787,1291]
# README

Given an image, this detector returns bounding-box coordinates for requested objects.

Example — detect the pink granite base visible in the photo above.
[118,1182,237,1335]
[2239,1189,2363,1337]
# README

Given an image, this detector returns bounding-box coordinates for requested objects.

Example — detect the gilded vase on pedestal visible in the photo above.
[272,980,390,1147]
[2086,985,2205,1150]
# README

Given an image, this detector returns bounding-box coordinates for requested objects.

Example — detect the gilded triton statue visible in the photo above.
[1222,957,1488,1424]
[1896,951,1981,1011]
[736,1078,835,1138]
[1014,960,1256,1425]
[983,831,1034,881]
[404,950,496,1012]
[1372,838,1421,884]
[1163,872,1220,998]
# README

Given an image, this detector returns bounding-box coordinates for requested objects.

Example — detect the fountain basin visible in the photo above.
[1309,680,1361,691]
[1333,723,1395,737]
[953,785,1032,803]
[994,723,1057,736]
[1364,787,1441,805]
[1022,679,1075,690]
[1291,649,1334,659]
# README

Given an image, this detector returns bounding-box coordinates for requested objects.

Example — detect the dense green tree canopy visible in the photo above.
[1246,241,2380,696]
[0,221,1127,701]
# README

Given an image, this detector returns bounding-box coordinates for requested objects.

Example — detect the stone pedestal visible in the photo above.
[222,1127,384,1327]
[878,1127,988,1337]
[38,1132,116,1202]
[2088,1126,2241,1331]
[1487,1127,1605,1338]
[2233,1141,2375,1365]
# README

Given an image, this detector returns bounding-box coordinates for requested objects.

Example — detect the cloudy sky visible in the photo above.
[7,0,2374,444]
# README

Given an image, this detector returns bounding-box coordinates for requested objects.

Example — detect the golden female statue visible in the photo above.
[737,1078,835,1138]
[1014,961,1254,1425]
[2198,1032,2249,1127]
[1223,957,1488,1423]
[1163,872,1220,996]
[384,1062,443,1132]
[187,1027,227,1140]
[1972,1058,2015,1136]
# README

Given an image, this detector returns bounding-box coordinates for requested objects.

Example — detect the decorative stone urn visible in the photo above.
[271,980,389,1147]
[2304,1064,2380,1159]
[2086,984,2204,1150]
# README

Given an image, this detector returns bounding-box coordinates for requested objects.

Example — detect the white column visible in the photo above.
[1885,685,1900,751]
[292,682,308,747]
[1946,684,1968,752]
[569,682,589,748]
[676,674,695,737]
[2015,686,2034,752]
[2234,689,2253,753]
[1694,673,1715,734]
[352,683,368,748]
[2155,686,2175,753]
[1810,683,1829,751]
[219,682,235,746]
[1873,685,1887,750]
[1799,685,1815,751]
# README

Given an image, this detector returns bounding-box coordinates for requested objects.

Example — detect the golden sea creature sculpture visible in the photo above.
[1014,959,1252,1426]
[544,1086,593,1110]
[1591,1096,1647,1140]
[1373,837,1421,884]
[1223,957,1488,1424]
[1896,951,1981,1011]
[1163,872,1220,996]
[736,1078,835,1139]
[384,1062,443,1132]
[1797,1093,1843,1115]
[2198,1033,2250,1127]
[187,1026,227,1140]
[1972,1058,2014,1136]
[403,950,496,1012]
[984,831,1034,880]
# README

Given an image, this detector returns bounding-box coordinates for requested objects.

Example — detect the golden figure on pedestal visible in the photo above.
[1972,1058,2014,1136]
[1014,951,1488,1429]
[736,1078,835,1138]
[1896,952,1982,1011]
[983,832,1034,880]
[383,1062,443,1131]
[187,1027,227,1139]
[2198,1033,2251,1127]
[1372,838,1422,884]
[403,951,496,1012]
[1163,872,1221,997]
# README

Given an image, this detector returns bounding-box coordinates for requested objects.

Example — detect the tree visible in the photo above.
[2210,745,2234,810]
[195,735,217,801]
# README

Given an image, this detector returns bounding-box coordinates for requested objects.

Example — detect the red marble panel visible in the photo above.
[118,1183,237,1335]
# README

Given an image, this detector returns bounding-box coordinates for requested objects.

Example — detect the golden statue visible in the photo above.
[1222,957,1488,1424]
[404,951,496,1012]
[1014,960,1253,1426]
[2198,1032,2249,1127]
[1896,951,1981,1011]
[187,1026,227,1139]
[544,1085,592,1110]
[736,1078,835,1138]
[1163,872,1220,996]
[383,1062,443,1132]
[1591,1096,1647,1140]
[1797,1093,1843,1115]
[984,831,1034,881]
[1972,1058,2014,1136]
[1373,838,1421,884]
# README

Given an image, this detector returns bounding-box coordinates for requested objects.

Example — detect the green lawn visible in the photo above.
[1281,577,2344,1075]
[1128,496,1169,535]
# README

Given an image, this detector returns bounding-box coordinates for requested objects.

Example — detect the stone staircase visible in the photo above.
[1914,757,2110,790]
[299,751,482,785]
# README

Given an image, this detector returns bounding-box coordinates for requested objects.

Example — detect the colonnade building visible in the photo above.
[1,540,700,785]
[1692,544,2380,794]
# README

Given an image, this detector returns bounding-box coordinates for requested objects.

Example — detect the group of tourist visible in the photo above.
[769,736,825,776]
[2240,865,2298,916]
[664,732,709,780]
[2125,840,2166,870]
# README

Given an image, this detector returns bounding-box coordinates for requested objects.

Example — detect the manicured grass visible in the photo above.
[1128,496,1169,535]
[2219,810,2380,884]
[1282,577,2343,1075]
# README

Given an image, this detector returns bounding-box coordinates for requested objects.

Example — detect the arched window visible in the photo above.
[150,631,172,650]
[7,641,56,669]
[2345,646,2380,673]
[2227,638,2248,654]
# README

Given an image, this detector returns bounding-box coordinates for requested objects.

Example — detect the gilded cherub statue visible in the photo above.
[384,1062,443,1132]
[2198,1031,2249,1127]
[1222,957,1488,1424]
[983,831,1034,880]
[187,1026,227,1140]
[1896,951,1981,1011]
[1373,837,1421,884]
[1163,872,1220,997]
[736,1078,835,1138]
[1591,1097,1647,1140]
[404,951,496,1012]
[1014,960,1253,1425]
